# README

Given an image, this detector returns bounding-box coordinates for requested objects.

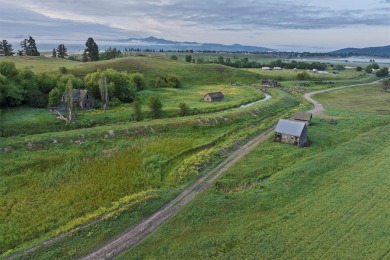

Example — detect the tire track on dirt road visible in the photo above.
[81,127,275,260]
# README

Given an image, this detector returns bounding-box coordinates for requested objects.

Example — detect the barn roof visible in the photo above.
[205,92,224,99]
[275,119,306,137]
[294,112,312,121]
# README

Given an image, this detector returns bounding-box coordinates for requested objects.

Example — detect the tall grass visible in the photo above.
[120,86,390,259]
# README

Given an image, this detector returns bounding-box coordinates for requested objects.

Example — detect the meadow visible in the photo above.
[120,82,390,259]
[1,53,386,259]
[1,85,299,257]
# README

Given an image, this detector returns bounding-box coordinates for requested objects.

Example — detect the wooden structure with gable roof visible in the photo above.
[274,119,308,147]
[204,92,224,102]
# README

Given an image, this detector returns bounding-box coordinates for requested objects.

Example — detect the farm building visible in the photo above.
[294,112,312,125]
[274,119,308,147]
[262,79,280,87]
[61,89,94,109]
[204,92,224,102]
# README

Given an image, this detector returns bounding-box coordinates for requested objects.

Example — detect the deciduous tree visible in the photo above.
[148,96,163,118]
[132,100,143,121]
[99,73,109,110]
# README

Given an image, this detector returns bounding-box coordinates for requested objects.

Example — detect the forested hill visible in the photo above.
[330,45,390,56]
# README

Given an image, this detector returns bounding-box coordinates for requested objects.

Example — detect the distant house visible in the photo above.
[274,119,308,147]
[294,112,312,125]
[61,89,94,109]
[262,67,271,70]
[204,92,224,102]
[262,78,279,87]
[273,67,282,70]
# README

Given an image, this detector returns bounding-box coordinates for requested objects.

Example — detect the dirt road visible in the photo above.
[304,80,382,115]
[81,127,275,260]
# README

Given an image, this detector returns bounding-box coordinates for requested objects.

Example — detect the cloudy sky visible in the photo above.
[1,0,390,51]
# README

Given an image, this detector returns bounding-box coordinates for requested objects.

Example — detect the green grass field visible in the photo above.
[1,55,387,259]
[120,83,390,259]
[0,86,299,257]
[0,56,80,74]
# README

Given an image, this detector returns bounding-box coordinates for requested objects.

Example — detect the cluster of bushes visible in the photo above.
[84,69,145,103]
[0,61,66,108]
[155,74,182,88]
[0,61,146,108]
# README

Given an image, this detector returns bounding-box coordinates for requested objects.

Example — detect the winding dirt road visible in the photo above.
[304,80,382,115]
[81,127,275,259]
[83,80,382,259]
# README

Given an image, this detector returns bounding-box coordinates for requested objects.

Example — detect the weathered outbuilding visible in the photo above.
[262,78,279,87]
[274,119,308,147]
[294,112,312,125]
[204,92,224,102]
[61,89,94,109]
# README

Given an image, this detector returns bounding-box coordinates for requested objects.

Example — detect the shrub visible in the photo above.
[132,100,143,121]
[297,71,310,81]
[148,96,163,118]
[155,74,181,88]
[179,102,190,116]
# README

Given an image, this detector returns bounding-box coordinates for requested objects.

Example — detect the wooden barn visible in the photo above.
[61,89,94,109]
[274,119,308,147]
[262,78,280,87]
[204,92,224,102]
[294,112,312,125]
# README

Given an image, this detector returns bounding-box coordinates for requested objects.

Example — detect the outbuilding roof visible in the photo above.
[205,92,224,99]
[275,119,306,137]
[294,112,312,121]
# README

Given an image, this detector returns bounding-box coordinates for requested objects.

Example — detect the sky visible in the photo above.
[1,0,390,52]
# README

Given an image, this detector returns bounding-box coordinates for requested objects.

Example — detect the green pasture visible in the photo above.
[0,56,79,74]
[121,83,390,259]
[0,84,263,137]
[315,83,390,113]
[1,88,299,257]
[68,56,262,87]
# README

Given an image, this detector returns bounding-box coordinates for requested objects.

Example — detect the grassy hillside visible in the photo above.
[120,83,390,259]
[0,88,299,257]
[69,56,262,87]
[0,56,80,74]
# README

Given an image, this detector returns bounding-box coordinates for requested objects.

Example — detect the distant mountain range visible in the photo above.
[34,35,389,55]
[36,36,273,53]
[330,45,390,56]
[110,36,274,52]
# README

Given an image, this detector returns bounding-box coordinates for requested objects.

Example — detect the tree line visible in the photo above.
[0,61,147,108]
[0,36,121,62]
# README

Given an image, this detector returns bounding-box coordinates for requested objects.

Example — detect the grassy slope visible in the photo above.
[0,56,264,137]
[69,56,262,87]
[245,68,377,91]
[0,56,80,74]
[0,88,298,257]
[120,84,390,259]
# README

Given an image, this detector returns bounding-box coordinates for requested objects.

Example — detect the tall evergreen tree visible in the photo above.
[20,36,40,56]
[83,37,99,62]
[52,48,57,58]
[0,40,14,56]
[56,44,67,58]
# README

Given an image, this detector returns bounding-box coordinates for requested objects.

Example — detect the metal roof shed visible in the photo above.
[274,119,308,147]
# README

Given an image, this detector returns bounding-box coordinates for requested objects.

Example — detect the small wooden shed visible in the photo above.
[261,78,279,87]
[294,112,312,125]
[204,92,224,102]
[274,119,308,147]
